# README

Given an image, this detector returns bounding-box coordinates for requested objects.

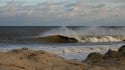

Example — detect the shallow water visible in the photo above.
[0,42,124,60]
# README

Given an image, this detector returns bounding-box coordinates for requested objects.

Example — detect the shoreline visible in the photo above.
[0,45,125,70]
[0,43,123,60]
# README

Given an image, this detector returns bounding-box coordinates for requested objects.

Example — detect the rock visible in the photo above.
[85,52,104,62]
[105,49,120,58]
[118,45,125,53]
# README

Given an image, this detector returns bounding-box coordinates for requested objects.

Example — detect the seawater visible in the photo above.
[0,42,124,60]
[0,26,125,60]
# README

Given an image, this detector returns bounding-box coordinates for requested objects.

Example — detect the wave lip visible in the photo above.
[35,35,125,43]
[23,35,125,43]
[38,26,125,43]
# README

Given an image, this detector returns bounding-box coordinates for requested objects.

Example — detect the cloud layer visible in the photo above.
[0,0,125,26]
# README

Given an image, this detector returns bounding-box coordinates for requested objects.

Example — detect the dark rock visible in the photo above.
[123,39,125,41]
[105,49,120,58]
[118,45,125,53]
[85,52,104,62]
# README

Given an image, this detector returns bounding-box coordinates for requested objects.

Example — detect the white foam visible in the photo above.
[37,26,125,43]
[0,44,123,60]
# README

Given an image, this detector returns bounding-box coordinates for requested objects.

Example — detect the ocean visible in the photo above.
[0,26,125,60]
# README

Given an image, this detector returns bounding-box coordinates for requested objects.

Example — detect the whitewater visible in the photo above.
[38,26,125,43]
[0,43,124,60]
[0,26,125,60]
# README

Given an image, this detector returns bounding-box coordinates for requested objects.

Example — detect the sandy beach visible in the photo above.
[0,48,84,70]
[0,45,125,70]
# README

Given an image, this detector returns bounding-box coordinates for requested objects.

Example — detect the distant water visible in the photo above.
[0,26,125,60]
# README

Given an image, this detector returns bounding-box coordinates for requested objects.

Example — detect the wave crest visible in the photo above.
[37,27,125,43]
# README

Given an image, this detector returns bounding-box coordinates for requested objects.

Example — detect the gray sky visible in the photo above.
[0,0,125,26]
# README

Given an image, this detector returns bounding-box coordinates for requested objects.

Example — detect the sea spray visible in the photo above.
[37,26,125,42]
[38,26,82,42]
[75,26,125,35]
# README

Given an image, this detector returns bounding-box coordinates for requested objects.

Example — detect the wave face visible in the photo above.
[21,35,78,43]
[38,26,125,43]
[0,26,125,43]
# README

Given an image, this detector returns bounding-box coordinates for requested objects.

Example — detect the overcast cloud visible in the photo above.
[0,0,125,26]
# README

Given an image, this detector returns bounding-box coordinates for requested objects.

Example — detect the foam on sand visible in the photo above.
[0,43,123,60]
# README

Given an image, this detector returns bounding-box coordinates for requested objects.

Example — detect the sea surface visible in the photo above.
[0,26,125,60]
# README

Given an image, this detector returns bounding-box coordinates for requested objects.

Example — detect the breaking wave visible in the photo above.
[37,26,125,43]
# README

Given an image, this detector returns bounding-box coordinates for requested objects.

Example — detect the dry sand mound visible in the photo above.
[83,45,125,70]
[0,48,84,70]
